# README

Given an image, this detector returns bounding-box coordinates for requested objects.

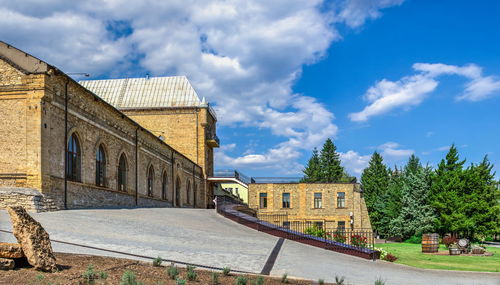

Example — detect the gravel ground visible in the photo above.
[0,208,498,285]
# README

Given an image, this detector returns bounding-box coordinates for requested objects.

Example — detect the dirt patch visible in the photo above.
[0,252,328,285]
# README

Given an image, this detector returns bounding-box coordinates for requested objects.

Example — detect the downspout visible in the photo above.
[192,164,195,207]
[135,128,139,206]
[171,150,175,206]
[196,108,199,164]
[64,80,69,210]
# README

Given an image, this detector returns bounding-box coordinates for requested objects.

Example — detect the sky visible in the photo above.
[1,0,499,179]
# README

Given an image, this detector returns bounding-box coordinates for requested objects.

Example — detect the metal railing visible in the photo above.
[216,198,378,260]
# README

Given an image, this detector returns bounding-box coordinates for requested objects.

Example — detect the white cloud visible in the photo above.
[349,63,500,122]
[0,0,403,174]
[339,150,371,176]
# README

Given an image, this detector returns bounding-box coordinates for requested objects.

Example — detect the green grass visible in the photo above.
[376,243,499,272]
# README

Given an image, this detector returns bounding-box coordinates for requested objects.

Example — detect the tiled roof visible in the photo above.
[79,76,205,109]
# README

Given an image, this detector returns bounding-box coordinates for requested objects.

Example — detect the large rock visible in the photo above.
[7,206,57,272]
[0,242,24,258]
[0,258,15,270]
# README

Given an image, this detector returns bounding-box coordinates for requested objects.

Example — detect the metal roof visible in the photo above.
[79,76,205,109]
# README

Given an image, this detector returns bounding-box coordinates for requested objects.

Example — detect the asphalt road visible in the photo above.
[0,208,498,285]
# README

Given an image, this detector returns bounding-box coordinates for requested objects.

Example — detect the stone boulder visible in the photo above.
[0,242,24,258]
[0,258,15,270]
[7,206,57,272]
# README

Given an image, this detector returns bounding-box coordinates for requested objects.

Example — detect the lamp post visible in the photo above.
[63,73,89,209]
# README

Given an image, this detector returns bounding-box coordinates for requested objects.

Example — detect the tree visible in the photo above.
[361,151,390,234]
[430,145,466,236]
[318,138,344,182]
[389,158,435,239]
[301,148,321,182]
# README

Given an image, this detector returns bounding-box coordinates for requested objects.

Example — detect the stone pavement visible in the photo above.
[0,208,498,285]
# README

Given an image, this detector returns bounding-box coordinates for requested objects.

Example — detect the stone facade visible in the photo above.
[248,183,372,230]
[0,42,207,210]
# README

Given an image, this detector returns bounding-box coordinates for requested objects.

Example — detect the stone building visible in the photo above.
[248,183,372,230]
[0,41,212,211]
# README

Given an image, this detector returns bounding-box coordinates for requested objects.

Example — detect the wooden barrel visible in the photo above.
[422,233,439,253]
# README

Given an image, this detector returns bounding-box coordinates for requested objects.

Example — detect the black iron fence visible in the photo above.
[216,198,378,260]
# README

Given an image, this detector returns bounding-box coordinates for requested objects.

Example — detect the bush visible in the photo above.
[304,225,326,238]
[351,234,368,248]
[211,272,219,285]
[374,247,388,259]
[82,264,96,284]
[253,276,264,285]
[319,278,325,285]
[120,271,141,285]
[334,275,344,285]
[382,253,398,262]
[235,276,248,285]
[223,267,231,276]
[330,232,347,243]
[167,265,179,280]
[281,273,289,283]
[374,278,386,285]
[153,256,163,267]
[442,236,458,248]
[176,277,186,285]
[187,265,198,281]
[404,235,422,244]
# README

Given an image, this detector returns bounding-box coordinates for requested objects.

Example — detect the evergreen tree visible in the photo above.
[389,160,435,239]
[361,151,390,234]
[318,138,344,182]
[301,148,321,182]
[430,145,466,235]
[379,170,403,237]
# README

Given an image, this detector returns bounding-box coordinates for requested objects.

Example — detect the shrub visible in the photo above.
[211,272,219,285]
[404,235,422,244]
[334,275,344,285]
[253,276,265,285]
[99,271,108,280]
[176,277,186,285]
[82,264,96,284]
[304,225,326,238]
[120,271,141,285]
[223,267,231,276]
[187,265,198,281]
[153,256,163,267]
[319,278,325,285]
[351,234,368,248]
[167,265,179,280]
[382,253,398,262]
[374,277,386,285]
[442,236,458,248]
[374,247,388,259]
[281,273,289,283]
[331,232,347,243]
[235,276,248,285]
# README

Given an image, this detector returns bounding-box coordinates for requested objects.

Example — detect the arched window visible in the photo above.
[162,171,168,200]
[95,145,106,187]
[186,180,191,205]
[118,154,127,192]
[66,133,81,181]
[175,176,181,207]
[193,183,197,207]
[147,165,154,197]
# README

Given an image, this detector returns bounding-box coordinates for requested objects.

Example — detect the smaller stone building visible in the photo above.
[248,183,372,230]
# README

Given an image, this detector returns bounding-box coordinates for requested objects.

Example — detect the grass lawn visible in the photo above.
[375,243,500,272]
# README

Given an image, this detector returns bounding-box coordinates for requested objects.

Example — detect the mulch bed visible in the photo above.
[0,252,328,285]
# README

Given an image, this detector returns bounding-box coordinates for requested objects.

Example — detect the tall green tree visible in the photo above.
[430,145,466,235]
[361,151,390,234]
[318,138,344,182]
[301,148,321,182]
[389,158,435,239]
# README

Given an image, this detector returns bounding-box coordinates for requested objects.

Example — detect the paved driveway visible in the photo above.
[0,208,498,285]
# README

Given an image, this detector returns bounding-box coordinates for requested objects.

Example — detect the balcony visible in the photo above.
[206,133,220,148]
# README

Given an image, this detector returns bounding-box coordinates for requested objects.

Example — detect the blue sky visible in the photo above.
[1,0,498,178]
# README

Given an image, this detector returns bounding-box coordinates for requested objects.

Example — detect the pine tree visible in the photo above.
[361,151,390,234]
[430,145,466,235]
[318,138,344,182]
[301,148,321,182]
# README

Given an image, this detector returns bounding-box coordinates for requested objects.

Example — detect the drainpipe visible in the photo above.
[64,80,69,210]
[171,150,175,206]
[192,164,195,207]
[135,128,139,206]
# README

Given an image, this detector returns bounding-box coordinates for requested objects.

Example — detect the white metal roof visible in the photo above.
[79,76,205,109]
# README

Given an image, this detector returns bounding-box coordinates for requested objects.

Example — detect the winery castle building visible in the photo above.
[0,41,218,211]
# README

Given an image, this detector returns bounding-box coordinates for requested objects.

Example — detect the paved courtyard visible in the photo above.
[0,208,498,285]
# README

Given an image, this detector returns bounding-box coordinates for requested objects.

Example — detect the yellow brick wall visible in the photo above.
[248,183,372,230]
[0,57,208,209]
